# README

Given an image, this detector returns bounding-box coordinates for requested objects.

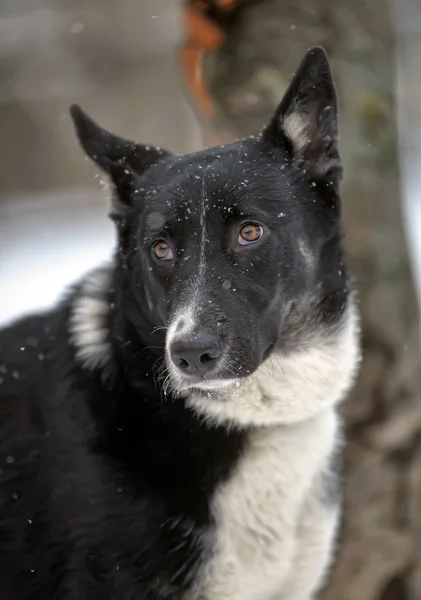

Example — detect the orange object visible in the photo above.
[180,0,247,143]
[216,0,240,10]
[183,5,225,50]
[180,44,217,120]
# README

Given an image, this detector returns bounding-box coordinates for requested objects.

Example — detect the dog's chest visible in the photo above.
[197,411,337,600]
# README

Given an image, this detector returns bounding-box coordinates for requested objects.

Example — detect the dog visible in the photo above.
[0,47,360,600]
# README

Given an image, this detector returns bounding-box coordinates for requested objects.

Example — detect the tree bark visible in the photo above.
[205,1,421,598]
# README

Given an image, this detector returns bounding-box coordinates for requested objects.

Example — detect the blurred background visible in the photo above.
[0,0,421,598]
[0,0,201,325]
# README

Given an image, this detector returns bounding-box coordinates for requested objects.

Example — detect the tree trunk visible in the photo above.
[203,1,421,597]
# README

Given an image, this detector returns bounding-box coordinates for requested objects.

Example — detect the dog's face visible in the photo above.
[71,48,352,402]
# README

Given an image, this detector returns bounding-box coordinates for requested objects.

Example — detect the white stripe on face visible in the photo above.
[165,307,197,353]
[166,174,210,352]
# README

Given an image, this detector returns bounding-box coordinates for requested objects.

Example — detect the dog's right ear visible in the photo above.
[70,105,171,214]
[261,47,341,185]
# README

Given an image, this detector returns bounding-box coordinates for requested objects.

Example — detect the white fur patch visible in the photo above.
[283,112,310,157]
[197,409,340,600]
[69,266,112,369]
[166,308,197,349]
[278,490,339,600]
[298,237,315,269]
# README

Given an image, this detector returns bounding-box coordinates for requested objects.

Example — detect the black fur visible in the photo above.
[0,308,245,599]
[0,48,349,599]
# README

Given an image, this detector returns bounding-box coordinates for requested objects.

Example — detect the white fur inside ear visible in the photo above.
[97,173,126,217]
[282,113,310,158]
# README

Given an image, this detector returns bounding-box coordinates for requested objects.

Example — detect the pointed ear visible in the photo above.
[262,47,341,183]
[70,105,171,213]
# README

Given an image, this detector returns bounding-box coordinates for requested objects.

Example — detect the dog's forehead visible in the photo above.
[161,142,259,193]
[143,139,291,221]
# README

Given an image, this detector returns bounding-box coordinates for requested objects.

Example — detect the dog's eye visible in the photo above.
[152,241,174,261]
[238,224,263,246]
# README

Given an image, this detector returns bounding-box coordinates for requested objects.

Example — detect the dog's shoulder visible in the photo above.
[0,311,55,360]
[0,311,57,404]
[0,303,88,471]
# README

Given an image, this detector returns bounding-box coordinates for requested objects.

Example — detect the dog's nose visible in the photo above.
[170,332,222,376]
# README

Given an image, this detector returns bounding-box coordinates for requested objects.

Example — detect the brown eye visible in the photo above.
[152,241,174,261]
[238,224,263,246]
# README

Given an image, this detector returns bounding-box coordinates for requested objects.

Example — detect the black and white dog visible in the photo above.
[0,48,360,600]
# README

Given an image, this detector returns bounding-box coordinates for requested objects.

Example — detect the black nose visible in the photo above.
[170,332,222,376]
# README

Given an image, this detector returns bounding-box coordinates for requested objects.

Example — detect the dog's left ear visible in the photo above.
[262,47,341,183]
[70,105,171,213]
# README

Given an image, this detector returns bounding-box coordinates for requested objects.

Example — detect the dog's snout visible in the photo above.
[170,332,222,376]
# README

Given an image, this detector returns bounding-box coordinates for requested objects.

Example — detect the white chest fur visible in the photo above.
[199,409,339,600]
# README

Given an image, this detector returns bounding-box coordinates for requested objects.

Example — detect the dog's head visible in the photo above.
[71,48,359,425]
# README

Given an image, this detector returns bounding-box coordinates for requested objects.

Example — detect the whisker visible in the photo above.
[152,325,168,334]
